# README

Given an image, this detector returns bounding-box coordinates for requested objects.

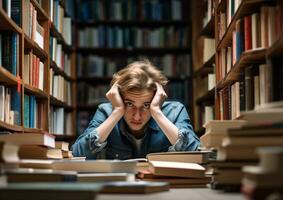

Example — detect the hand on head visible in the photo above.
[106,83,125,113]
[150,83,167,112]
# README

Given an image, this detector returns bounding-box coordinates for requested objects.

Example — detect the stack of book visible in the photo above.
[242,146,283,200]
[0,132,62,159]
[200,120,247,149]
[137,151,211,188]
[209,107,283,191]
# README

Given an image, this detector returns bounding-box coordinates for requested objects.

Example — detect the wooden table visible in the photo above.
[97,188,246,200]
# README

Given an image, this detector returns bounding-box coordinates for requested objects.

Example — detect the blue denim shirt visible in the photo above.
[71,101,200,159]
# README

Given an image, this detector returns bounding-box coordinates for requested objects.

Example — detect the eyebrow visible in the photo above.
[124,99,151,104]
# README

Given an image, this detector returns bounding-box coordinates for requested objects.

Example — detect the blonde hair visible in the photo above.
[111,60,168,93]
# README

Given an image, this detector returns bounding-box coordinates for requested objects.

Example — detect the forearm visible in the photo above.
[96,108,124,143]
[151,109,179,145]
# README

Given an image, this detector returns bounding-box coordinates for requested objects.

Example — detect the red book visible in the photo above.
[244,15,252,51]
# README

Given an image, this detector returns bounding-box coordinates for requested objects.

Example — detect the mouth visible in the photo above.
[130,121,142,125]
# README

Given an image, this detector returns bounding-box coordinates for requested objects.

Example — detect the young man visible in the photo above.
[71,60,200,159]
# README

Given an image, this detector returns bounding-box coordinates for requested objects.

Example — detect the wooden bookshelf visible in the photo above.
[0,120,22,132]
[49,95,73,110]
[196,88,215,106]
[50,60,75,82]
[0,67,19,86]
[76,20,191,27]
[214,0,283,120]
[267,33,283,57]
[0,1,76,138]
[76,47,191,55]
[216,0,269,50]
[194,54,215,78]
[199,16,215,38]
[75,0,193,136]
[192,0,216,130]
[216,48,266,90]
[24,84,49,99]
[0,8,22,33]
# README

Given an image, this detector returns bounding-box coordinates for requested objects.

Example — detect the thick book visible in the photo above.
[78,173,135,182]
[149,161,205,178]
[228,121,283,137]
[204,120,247,134]
[146,151,210,164]
[55,141,69,151]
[223,135,283,147]
[0,182,102,200]
[242,165,283,187]
[217,145,258,161]
[0,132,55,148]
[52,160,137,173]
[19,159,54,169]
[19,145,63,160]
[137,169,211,186]
[6,168,77,183]
[101,181,169,194]
[0,142,19,163]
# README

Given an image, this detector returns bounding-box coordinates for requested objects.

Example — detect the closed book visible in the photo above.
[147,151,210,164]
[0,132,55,148]
[19,145,63,160]
[6,168,77,183]
[244,15,252,51]
[101,181,169,194]
[0,142,19,163]
[78,173,135,182]
[0,182,102,200]
[149,161,205,178]
[52,160,137,173]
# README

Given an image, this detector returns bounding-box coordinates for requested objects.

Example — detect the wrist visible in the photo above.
[113,107,125,116]
[150,107,162,118]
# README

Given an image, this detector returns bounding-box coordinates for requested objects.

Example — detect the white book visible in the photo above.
[203,38,215,63]
[0,34,2,66]
[0,133,55,148]
[0,86,5,121]
[268,7,276,46]
[251,13,260,49]
[208,74,216,90]
[204,106,214,125]
[39,61,44,90]
[56,108,64,135]
[63,17,71,45]
[226,47,232,73]
[49,0,53,22]
[6,0,11,18]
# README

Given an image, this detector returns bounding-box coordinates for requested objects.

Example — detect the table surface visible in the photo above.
[97,188,246,200]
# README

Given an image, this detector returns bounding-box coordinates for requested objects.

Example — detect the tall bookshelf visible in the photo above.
[192,0,216,137]
[74,0,193,136]
[192,0,283,135]
[214,0,283,120]
[0,0,76,141]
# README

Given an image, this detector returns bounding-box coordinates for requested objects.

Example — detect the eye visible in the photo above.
[143,103,150,109]
[125,102,133,107]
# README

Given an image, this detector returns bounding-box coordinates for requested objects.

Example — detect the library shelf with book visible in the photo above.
[194,0,283,194]
[74,0,193,136]
[192,0,216,136]
[0,0,77,142]
[214,0,283,120]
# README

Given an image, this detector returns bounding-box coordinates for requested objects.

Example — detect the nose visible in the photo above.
[133,109,142,121]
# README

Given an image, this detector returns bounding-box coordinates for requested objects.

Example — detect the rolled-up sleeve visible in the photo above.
[71,104,109,158]
[168,103,200,151]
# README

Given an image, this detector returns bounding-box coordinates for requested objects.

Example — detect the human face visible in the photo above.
[122,90,154,134]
